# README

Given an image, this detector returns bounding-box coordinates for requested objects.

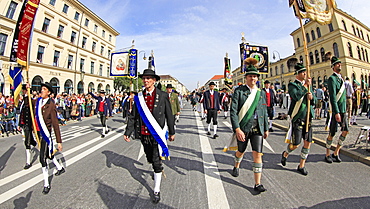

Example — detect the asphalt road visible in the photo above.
[0,103,369,209]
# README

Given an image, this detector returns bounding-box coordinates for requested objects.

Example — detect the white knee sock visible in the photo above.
[214,125,217,135]
[26,149,31,164]
[52,158,63,170]
[102,127,106,135]
[153,172,162,193]
[269,120,272,128]
[42,167,49,187]
[353,116,357,123]
[208,124,211,132]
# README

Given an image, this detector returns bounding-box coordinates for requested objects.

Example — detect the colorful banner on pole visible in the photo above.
[16,0,41,66]
[224,57,232,88]
[148,55,155,72]
[110,50,137,77]
[9,66,23,107]
[240,44,268,74]
[289,0,336,25]
[128,48,138,78]
[9,0,28,63]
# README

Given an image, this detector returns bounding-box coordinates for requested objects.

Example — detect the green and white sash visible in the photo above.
[327,82,346,128]
[285,95,305,143]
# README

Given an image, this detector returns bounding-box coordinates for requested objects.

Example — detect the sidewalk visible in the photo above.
[272,106,370,166]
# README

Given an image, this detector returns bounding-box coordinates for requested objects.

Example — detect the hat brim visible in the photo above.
[245,72,260,76]
[331,60,341,66]
[40,84,54,94]
[138,74,160,81]
[294,68,307,75]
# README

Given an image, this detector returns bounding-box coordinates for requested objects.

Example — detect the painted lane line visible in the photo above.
[196,112,230,209]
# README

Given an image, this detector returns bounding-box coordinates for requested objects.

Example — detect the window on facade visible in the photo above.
[306,33,310,42]
[316,27,321,38]
[342,20,347,31]
[352,25,356,36]
[348,42,353,57]
[297,38,301,47]
[92,42,96,52]
[94,25,98,32]
[328,23,334,32]
[100,46,104,55]
[275,66,278,76]
[99,64,103,76]
[57,25,64,38]
[309,52,314,65]
[49,0,56,6]
[281,64,284,74]
[0,33,8,56]
[42,18,51,33]
[74,12,80,21]
[320,47,325,62]
[67,55,73,69]
[368,34,370,43]
[362,48,365,61]
[315,50,320,63]
[360,30,364,39]
[365,49,369,62]
[300,55,303,64]
[107,67,110,77]
[71,31,76,44]
[333,42,339,57]
[90,62,94,74]
[356,28,360,37]
[85,18,89,27]
[53,50,60,66]
[311,30,316,40]
[82,37,87,48]
[109,35,112,42]
[102,30,105,38]
[80,58,85,71]
[357,46,361,60]
[62,4,69,14]
[108,49,111,58]
[37,46,45,63]
[6,1,18,19]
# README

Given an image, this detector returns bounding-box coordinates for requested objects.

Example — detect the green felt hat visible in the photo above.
[244,58,260,76]
[294,63,307,75]
[331,56,341,66]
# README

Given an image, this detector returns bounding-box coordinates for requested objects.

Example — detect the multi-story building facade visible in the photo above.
[159,74,189,95]
[203,75,225,91]
[262,8,370,91]
[0,0,119,95]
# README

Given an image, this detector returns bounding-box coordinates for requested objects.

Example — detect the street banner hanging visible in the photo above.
[148,56,155,72]
[17,0,41,66]
[240,44,268,74]
[110,51,130,77]
[9,0,28,63]
[9,66,23,107]
[224,57,233,89]
[128,48,138,78]
[289,0,336,25]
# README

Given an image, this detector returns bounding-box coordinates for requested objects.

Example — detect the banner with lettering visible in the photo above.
[289,0,336,25]
[17,0,41,66]
[9,0,28,63]
[240,44,268,74]
[128,49,137,78]
[224,57,232,89]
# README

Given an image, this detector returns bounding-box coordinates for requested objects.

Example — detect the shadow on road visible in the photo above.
[298,196,370,208]
[0,143,16,173]
[13,191,32,209]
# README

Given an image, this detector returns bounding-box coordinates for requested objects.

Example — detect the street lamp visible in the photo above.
[272,50,281,61]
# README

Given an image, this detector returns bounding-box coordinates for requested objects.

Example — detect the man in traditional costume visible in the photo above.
[324,56,348,163]
[34,82,65,194]
[203,82,221,139]
[281,63,316,175]
[166,84,180,125]
[262,80,276,132]
[124,69,175,204]
[89,90,112,138]
[229,58,269,194]
[220,88,230,119]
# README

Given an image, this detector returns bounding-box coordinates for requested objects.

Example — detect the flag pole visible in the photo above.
[293,1,311,132]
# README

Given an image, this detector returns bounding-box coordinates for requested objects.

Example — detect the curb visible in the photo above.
[272,122,370,166]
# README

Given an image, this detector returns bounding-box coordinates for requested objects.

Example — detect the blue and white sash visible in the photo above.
[35,97,55,158]
[135,92,170,158]
[122,95,129,108]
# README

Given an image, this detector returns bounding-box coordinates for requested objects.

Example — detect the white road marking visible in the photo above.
[195,112,230,209]
[222,121,275,153]
[0,126,125,204]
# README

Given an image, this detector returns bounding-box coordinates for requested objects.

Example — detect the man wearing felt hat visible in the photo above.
[324,56,348,163]
[166,84,180,124]
[89,89,112,138]
[220,88,230,119]
[281,63,316,176]
[262,80,276,132]
[229,58,269,193]
[124,69,175,204]
[203,81,221,139]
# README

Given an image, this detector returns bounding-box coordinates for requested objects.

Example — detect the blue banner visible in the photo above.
[129,49,137,78]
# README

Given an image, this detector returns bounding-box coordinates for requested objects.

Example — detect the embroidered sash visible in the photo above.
[35,98,55,158]
[327,82,345,128]
[135,92,170,158]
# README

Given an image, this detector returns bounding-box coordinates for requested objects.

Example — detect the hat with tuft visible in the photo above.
[243,58,259,76]
[294,63,307,75]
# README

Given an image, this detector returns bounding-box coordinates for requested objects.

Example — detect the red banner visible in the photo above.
[17,0,40,66]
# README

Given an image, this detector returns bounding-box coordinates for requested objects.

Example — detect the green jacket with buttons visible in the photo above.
[230,85,269,134]
[328,73,346,114]
[287,80,316,123]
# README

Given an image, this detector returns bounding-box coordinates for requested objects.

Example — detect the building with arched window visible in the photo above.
[0,0,119,96]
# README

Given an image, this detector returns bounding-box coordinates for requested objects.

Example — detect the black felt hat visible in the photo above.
[166,84,174,88]
[139,69,160,81]
[40,82,54,94]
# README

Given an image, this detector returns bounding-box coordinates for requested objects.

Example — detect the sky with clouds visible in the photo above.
[79,0,370,91]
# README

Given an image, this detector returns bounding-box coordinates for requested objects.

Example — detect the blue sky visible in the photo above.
[79,0,370,91]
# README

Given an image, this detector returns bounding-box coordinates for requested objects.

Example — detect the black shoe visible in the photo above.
[224,117,227,119]
[325,155,333,163]
[42,186,51,194]
[101,134,105,138]
[269,128,274,132]
[214,134,219,137]
[212,134,217,139]
[281,151,287,166]
[24,163,32,169]
[353,122,358,125]
[254,184,267,193]
[331,154,342,163]
[232,167,239,177]
[206,132,211,135]
[297,166,308,176]
[55,167,65,176]
[152,192,160,204]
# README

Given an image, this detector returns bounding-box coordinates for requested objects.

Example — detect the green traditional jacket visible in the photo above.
[230,85,268,134]
[168,92,180,115]
[328,73,346,114]
[287,80,316,123]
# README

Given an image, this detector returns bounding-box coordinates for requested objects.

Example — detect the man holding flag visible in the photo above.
[124,69,175,204]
